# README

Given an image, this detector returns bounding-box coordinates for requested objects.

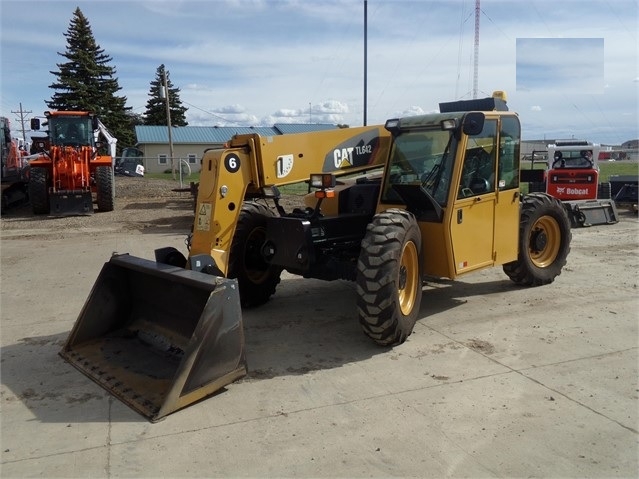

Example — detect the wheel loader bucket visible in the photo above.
[60,254,247,422]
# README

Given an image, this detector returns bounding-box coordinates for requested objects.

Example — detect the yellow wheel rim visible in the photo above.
[398,241,419,316]
[528,215,561,267]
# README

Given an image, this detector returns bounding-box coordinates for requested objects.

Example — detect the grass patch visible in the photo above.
[520,160,548,171]
[598,162,638,183]
[278,182,310,195]
[521,160,637,183]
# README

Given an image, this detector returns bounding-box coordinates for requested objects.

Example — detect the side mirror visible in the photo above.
[462,112,485,136]
[31,118,40,131]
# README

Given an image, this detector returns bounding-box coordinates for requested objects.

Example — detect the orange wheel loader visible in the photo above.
[29,111,115,215]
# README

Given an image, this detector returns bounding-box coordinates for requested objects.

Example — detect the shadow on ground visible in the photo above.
[0,274,516,423]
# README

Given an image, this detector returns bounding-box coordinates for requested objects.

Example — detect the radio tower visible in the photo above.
[473,0,480,99]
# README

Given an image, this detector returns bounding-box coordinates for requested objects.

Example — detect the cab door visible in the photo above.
[450,191,496,274]
[493,116,521,265]
[449,119,498,275]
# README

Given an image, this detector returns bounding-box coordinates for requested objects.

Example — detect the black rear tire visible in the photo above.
[598,182,611,200]
[228,202,282,307]
[29,167,49,214]
[529,181,546,193]
[503,193,571,286]
[356,209,422,346]
[96,166,115,212]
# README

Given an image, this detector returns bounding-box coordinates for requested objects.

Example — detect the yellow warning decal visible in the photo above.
[197,203,211,231]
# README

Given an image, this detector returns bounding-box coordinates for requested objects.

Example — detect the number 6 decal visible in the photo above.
[225,153,241,173]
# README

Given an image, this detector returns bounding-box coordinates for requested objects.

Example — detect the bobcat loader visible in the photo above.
[61,92,572,421]
[522,139,619,227]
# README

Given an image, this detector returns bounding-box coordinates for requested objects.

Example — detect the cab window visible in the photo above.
[498,116,520,190]
[458,119,497,198]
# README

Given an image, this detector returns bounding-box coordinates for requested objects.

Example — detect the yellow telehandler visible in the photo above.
[61,92,572,421]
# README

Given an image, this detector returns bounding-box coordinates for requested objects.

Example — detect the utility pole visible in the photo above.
[363,0,368,126]
[11,103,32,141]
[473,0,480,99]
[162,68,175,180]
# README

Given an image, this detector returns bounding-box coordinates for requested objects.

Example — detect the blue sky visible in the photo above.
[1,0,637,144]
[516,38,605,94]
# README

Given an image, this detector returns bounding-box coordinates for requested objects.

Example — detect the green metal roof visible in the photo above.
[135,124,338,144]
[273,123,338,134]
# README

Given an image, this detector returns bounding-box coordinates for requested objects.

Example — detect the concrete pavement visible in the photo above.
[1,215,637,478]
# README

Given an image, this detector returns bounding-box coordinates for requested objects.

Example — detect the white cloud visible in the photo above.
[1,0,637,144]
[313,101,349,114]
[215,105,247,114]
[395,106,429,118]
[272,109,301,118]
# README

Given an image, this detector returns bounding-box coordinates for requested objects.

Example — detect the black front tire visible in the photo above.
[228,202,282,307]
[503,193,572,286]
[96,166,115,212]
[29,167,49,214]
[356,209,422,346]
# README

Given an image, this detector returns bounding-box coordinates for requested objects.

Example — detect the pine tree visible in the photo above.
[47,7,135,150]
[144,65,188,126]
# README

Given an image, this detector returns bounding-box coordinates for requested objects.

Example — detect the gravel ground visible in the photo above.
[0,176,195,236]
[0,175,308,238]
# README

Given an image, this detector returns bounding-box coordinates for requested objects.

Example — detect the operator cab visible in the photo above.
[550,146,596,169]
[50,116,94,147]
[379,92,519,224]
[379,91,522,277]
[31,112,96,149]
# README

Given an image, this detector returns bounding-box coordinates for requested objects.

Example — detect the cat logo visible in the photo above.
[333,147,355,168]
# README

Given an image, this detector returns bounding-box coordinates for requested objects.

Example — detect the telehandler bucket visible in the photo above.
[60,254,247,422]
